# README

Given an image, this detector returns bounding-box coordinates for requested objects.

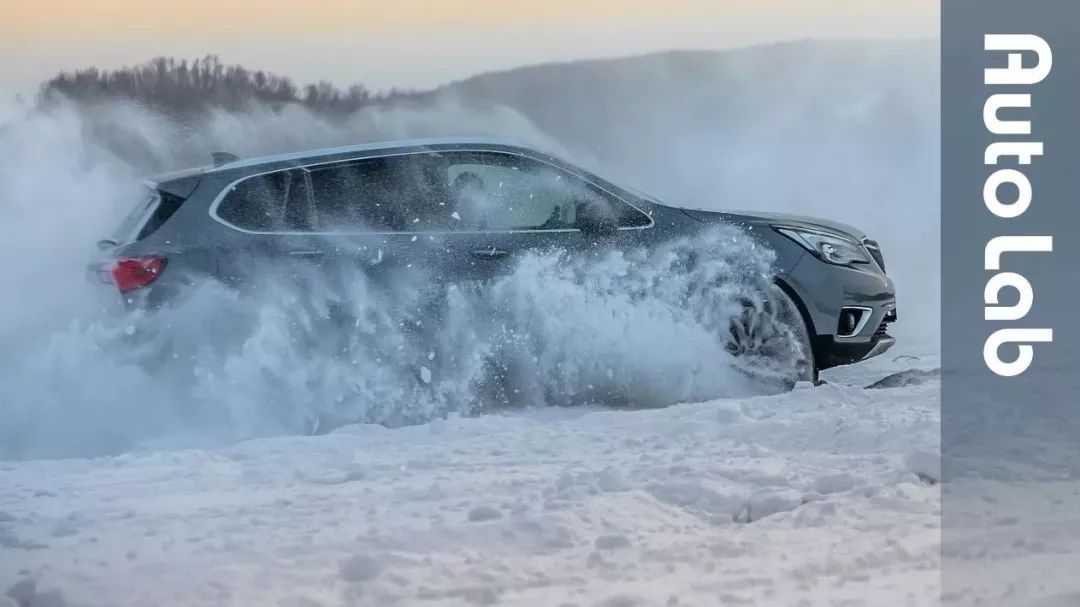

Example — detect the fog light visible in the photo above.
[837,307,871,337]
[840,310,858,335]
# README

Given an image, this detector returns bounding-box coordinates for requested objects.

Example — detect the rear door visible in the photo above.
[300,154,472,292]
[213,159,450,281]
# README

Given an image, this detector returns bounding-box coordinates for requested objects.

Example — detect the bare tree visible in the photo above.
[38,55,388,119]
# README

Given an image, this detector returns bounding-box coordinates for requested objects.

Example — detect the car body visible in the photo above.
[92,138,896,376]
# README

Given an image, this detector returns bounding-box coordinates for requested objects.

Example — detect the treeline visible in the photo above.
[38,55,414,118]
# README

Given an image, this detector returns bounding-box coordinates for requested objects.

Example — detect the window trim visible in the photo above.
[207,149,654,236]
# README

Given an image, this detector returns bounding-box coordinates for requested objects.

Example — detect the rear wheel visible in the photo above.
[726,285,817,388]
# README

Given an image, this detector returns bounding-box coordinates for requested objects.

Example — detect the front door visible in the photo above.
[426,150,658,283]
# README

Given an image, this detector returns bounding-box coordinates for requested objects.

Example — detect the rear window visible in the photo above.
[111,187,188,243]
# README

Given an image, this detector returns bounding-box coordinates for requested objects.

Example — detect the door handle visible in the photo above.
[286,250,324,257]
[470,247,509,260]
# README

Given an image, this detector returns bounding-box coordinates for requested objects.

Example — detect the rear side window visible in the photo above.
[137,192,185,240]
[111,187,189,243]
[217,169,313,232]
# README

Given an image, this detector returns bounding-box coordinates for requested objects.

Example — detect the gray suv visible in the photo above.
[92,138,896,382]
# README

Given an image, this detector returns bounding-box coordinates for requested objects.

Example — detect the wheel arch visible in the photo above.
[773,277,818,338]
[773,277,824,379]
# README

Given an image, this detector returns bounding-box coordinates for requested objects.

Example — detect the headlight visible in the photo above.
[774,227,870,266]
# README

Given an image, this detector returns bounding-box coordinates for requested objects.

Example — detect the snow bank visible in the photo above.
[0,355,940,606]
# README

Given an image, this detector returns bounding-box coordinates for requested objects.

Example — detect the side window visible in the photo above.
[219,153,652,234]
[445,153,651,231]
[309,156,453,232]
[217,169,312,232]
[447,157,577,231]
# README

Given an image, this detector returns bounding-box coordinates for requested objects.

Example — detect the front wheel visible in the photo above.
[727,285,818,388]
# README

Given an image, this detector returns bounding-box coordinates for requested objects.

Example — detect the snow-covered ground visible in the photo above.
[0,349,941,607]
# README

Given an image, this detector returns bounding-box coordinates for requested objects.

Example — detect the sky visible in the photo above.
[2,0,937,95]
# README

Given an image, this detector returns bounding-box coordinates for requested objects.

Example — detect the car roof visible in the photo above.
[209,137,528,172]
[148,137,536,185]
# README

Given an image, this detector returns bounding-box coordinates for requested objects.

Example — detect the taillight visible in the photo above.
[111,256,167,294]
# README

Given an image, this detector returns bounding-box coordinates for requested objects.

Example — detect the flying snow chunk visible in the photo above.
[594,534,632,550]
[340,553,382,583]
[468,506,502,522]
[419,366,432,384]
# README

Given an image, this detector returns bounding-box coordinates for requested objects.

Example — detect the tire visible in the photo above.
[727,285,818,388]
[777,287,819,385]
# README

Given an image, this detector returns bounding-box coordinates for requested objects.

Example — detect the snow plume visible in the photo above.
[0,99,794,460]
[63,96,568,175]
[0,229,793,460]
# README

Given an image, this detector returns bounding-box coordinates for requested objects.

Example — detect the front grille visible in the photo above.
[863,239,886,272]
[875,308,898,337]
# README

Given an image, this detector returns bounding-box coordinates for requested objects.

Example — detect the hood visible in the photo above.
[681,208,866,241]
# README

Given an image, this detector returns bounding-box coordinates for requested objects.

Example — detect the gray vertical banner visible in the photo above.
[943,0,1080,604]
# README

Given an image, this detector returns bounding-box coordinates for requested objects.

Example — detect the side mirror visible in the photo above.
[575,197,618,236]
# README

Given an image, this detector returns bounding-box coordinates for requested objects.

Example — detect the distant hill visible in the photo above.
[425,40,937,205]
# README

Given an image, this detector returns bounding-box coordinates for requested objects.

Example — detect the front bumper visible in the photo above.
[813,333,896,368]
[783,252,898,370]
[812,300,898,362]
[814,304,898,367]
